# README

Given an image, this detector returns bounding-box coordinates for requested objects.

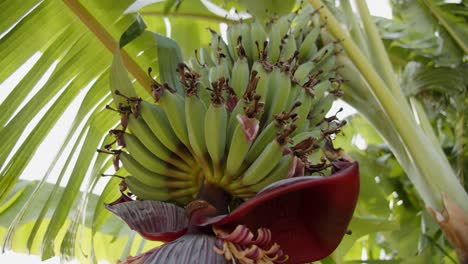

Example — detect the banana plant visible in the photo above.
[305,0,467,262]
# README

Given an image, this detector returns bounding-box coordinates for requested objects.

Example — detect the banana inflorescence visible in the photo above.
[100,5,348,206]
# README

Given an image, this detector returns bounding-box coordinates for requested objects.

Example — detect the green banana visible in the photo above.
[239,22,254,63]
[298,25,320,62]
[194,66,212,106]
[311,80,332,104]
[123,133,189,180]
[188,56,204,73]
[267,23,282,63]
[238,154,293,193]
[226,23,241,61]
[204,103,228,177]
[185,95,208,161]
[275,13,293,37]
[250,19,267,60]
[226,100,246,145]
[313,53,337,78]
[199,47,215,67]
[125,176,196,203]
[311,42,336,65]
[293,91,314,134]
[126,115,191,170]
[224,115,257,181]
[265,70,291,124]
[243,121,278,164]
[293,61,315,85]
[157,90,190,148]
[119,151,191,189]
[251,61,269,100]
[241,139,285,185]
[279,34,297,61]
[308,93,336,127]
[208,28,232,65]
[230,57,250,97]
[290,131,322,150]
[125,176,172,201]
[262,67,281,124]
[138,100,193,162]
[209,58,230,85]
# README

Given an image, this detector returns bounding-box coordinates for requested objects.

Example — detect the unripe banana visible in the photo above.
[291,5,314,39]
[110,51,138,108]
[279,34,297,61]
[226,23,241,61]
[204,103,227,175]
[313,53,337,77]
[293,61,315,85]
[243,121,277,164]
[287,61,316,108]
[308,93,336,127]
[119,151,191,189]
[251,61,269,100]
[226,100,246,144]
[199,47,215,67]
[224,115,258,181]
[291,130,321,148]
[123,133,189,179]
[208,28,232,65]
[185,95,208,160]
[194,67,212,106]
[239,22,254,63]
[238,154,293,193]
[267,24,281,63]
[209,58,230,84]
[157,90,190,148]
[311,42,336,65]
[293,91,314,134]
[250,19,267,59]
[126,115,191,170]
[298,26,320,62]
[310,80,332,104]
[188,56,204,73]
[275,13,293,37]
[139,101,191,161]
[265,70,291,124]
[125,176,172,201]
[262,67,281,122]
[241,139,284,185]
[125,176,196,203]
[230,57,250,96]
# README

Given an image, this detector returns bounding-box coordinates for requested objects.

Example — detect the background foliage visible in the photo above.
[0,0,466,263]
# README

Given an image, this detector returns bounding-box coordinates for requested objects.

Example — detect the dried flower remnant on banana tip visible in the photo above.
[101,5,359,264]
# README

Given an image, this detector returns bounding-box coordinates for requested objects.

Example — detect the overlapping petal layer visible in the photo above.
[106,200,188,242]
[107,161,359,263]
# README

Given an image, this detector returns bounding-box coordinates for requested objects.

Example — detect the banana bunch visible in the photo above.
[101,5,348,205]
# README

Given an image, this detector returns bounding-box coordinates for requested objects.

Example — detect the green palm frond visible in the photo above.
[0,0,250,262]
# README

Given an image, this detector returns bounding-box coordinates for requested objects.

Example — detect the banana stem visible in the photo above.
[340,0,370,59]
[354,0,407,105]
[307,0,468,211]
[455,111,465,187]
[63,0,152,92]
[408,97,444,157]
